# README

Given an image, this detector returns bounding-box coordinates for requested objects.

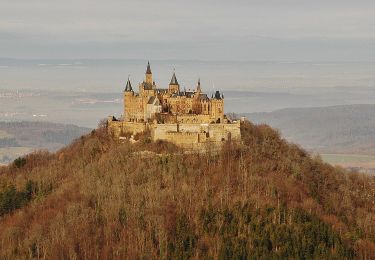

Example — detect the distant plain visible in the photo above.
[1,58,375,170]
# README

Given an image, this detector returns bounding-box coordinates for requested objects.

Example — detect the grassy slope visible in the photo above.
[0,122,374,258]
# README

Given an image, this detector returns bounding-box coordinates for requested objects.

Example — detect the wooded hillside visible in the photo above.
[0,122,374,259]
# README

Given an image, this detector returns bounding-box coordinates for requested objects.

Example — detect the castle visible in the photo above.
[108,62,241,149]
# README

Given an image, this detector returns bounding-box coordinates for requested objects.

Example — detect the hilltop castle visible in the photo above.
[108,62,241,149]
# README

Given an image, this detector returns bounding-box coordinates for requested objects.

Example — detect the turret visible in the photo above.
[214,90,222,99]
[210,90,224,123]
[124,77,133,93]
[168,71,180,94]
[124,77,134,121]
[145,61,153,85]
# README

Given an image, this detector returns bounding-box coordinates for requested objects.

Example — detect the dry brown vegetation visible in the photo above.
[0,121,374,259]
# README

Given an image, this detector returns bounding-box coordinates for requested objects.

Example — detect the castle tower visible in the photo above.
[210,90,224,123]
[145,61,153,85]
[192,78,202,114]
[168,71,180,94]
[124,77,134,121]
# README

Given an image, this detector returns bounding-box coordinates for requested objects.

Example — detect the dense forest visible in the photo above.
[0,121,374,259]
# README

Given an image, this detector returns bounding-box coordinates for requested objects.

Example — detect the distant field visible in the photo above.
[0,130,13,138]
[246,104,375,155]
[321,154,375,170]
[0,147,33,164]
[0,121,90,164]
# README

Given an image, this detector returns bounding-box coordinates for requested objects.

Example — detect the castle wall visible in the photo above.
[150,123,178,140]
[108,117,147,137]
[176,114,211,124]
[107,119,123,137]
[207,123,241,142]
[150,121,241,145]
[165,132,199,144]
[108,117,241,149]
[156,114,212,124]
[122,122,147,134]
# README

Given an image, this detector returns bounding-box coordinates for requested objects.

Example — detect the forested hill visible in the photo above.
[245,104,375,154]
[0,122,375,258]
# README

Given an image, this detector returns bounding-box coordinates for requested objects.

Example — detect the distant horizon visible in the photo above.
[3,57,375,63]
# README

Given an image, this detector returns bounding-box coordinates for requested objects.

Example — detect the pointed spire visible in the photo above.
[146,61,152,74]
[196,78,201,92]
[125,76,133,91]
[170,71,179,85]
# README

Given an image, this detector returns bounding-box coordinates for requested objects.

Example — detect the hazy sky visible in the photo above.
[1,0,375,61]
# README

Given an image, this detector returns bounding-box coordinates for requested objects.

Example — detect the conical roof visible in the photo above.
[170,72,179,85]
[146,61,152,74]
[196,78,201,92]
[125,77,133,91]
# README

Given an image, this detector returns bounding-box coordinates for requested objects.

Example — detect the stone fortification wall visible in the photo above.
[108,117,147,137]
[107,120,123,137]
[176,114,212,124]
[122,122,147,134]
[157,114,211,124]
[207,123,241,142]
[108,116,241,148]
[150,121,241,145]
[150,123,178,141]
[165,132,199,144]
